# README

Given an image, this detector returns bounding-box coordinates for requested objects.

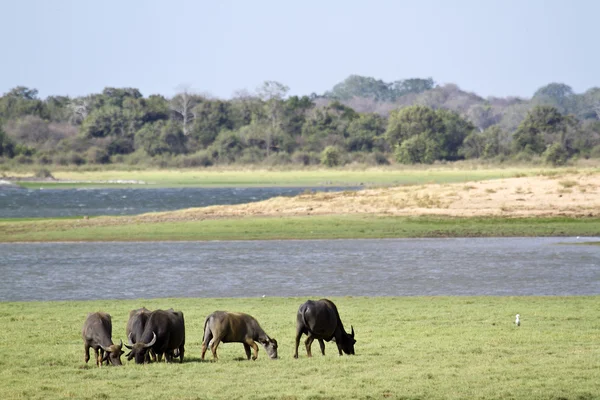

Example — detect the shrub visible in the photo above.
[543,143,569,166]
[180,151,214,167]
[321,146,342,167]
[34,167,54,179]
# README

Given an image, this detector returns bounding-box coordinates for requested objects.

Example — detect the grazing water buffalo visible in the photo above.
[201,311,278,361]
[82,312,124,367]
[126,307,156,362]
[293,299,356,358]
[124,309,185,364]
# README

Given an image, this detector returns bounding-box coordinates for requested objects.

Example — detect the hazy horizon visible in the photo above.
[1,0,598,99]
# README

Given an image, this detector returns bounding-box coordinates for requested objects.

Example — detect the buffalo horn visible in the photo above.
[144,332,157,348]
[124,333,134,349]
[117,339,123,349]
[351,325,355,337]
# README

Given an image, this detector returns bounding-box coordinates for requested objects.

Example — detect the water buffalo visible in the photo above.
[126,307,156,362]
[124,309,185,364]
[293,299,356,358]
[82,312,124,367]
[201,311,278,361]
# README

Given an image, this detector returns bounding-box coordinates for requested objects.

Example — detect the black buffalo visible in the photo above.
[293,299,356,358]
[201,311,278,361]
[124,309,185,364]
[126,307,156,362]
[82,312,124,367]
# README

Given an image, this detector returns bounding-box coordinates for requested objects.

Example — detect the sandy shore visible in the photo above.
[124,171,599,223]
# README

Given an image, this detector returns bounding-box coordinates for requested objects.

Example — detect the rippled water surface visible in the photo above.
[1,237,598,301]
[0,186,356,218]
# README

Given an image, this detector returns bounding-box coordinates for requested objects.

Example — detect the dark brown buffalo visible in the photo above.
[126,307,156,362]
[82,312,124,367]
[293,299,356,358]
[201,311,278,361]
[124,309,185,364]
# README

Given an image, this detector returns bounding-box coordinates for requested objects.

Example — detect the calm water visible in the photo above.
[1,237,598,301]
[0,186,357,218]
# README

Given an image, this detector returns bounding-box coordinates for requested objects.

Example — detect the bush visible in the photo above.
[292,151,319,166]
[86,146,110,164]
[394,134,440,164]
[34,168,54,179]
[321,146,342,167]
[589,145,600,159]
[263,152,292,166]
[180,151,214,167]
[543,143,569,166]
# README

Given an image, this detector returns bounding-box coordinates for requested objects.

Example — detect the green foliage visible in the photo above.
[0,122,15,157]
[385,105,444,145]
[134,120,186,157]
[33,167,54,179]
[346,113,386,151]
[190,99,233,149]
[1,79,600,167]
[543,143,569,166]
[325,75,434,101]
[513,106,569,154]
[436,108,474,160]
[321,146,342,167]
[394,133,440,164]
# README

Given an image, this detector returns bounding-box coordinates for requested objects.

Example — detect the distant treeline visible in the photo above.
[1,76,599,168]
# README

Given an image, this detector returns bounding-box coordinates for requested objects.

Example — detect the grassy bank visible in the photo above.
[0,296,598,399]
[1,215,599,242]
[7,166,574,189]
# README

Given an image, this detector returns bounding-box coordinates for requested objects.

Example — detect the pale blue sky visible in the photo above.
[1,0,598,99]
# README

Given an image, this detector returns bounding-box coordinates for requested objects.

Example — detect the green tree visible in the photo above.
[532,83,574,113]
[190,99,233,149]
[321,146,342,167]
[385,105,444,145]
[346,113,386,151]
[394,133,440,164]
[436,109,474,160]
[326,75,392,101]
[0,122,15,157]
[512,106,571,154]
[134,120,186,156]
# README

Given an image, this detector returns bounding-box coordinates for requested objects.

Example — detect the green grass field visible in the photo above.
[1,215,600,242]
[0,297,598,399]
[9,166,574,189]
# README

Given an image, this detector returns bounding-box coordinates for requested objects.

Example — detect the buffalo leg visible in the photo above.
[293,330,303,359]
[210,338,221,360]
[318,339,326,356]
[243,343,252,360]
[246,339,259,360]
[84,344,90,364]
[94,348,102,367]
[178,345,184,363]
[305,336,315,357]
[201,341,208,360]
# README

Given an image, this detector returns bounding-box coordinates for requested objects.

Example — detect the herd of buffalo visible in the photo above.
[82,299,357,366]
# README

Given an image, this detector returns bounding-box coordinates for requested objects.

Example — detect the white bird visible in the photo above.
[515,314,520,326]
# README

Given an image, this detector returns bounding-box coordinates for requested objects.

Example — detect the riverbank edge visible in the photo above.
[1,214,599,243]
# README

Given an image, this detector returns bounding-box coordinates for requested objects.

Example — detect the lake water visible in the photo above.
[1,237,598,301]
[0,186,358,218]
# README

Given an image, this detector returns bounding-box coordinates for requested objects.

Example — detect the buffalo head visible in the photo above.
[124,332,157,364]
[262,338,278,359]
[100,339,124,366]
[340,325,356,355]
